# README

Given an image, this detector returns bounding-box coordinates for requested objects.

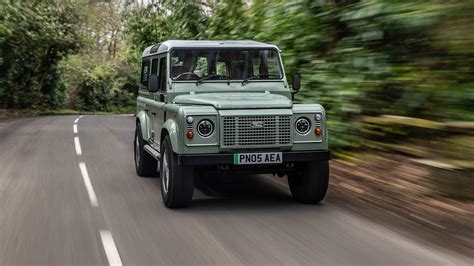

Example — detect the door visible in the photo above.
[152,56,167,147]
[138,58,154,140]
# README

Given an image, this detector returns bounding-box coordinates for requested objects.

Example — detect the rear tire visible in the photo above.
[288,161,329,204]
[160,135,194,208]
[134,123,158,177]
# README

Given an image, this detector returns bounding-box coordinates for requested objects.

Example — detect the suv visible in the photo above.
[134,40,330,208]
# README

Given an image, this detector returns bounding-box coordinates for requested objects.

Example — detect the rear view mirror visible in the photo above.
[292,73,301,91]
[148,75,159,92]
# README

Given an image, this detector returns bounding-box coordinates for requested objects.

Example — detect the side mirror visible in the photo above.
[292,73,301,91]
[148,75,159,92]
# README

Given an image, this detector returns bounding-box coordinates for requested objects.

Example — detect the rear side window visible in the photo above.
[158,57,166,91]
[141,60,150,86]
[151,58,158,75]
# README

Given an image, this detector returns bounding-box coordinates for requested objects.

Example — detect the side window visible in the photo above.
[141,60,150,87]
[151,58,158,75]
[216,61,227,76]
[158,57,167,91]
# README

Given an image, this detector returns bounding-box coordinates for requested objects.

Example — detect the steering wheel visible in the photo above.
[174,72,200,80]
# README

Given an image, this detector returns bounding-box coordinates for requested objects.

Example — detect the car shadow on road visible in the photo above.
[187,174,328,211]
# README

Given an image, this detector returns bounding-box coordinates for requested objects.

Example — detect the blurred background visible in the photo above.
[0,0,473,258]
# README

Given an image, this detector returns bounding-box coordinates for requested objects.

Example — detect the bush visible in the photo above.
[72,64,134,112]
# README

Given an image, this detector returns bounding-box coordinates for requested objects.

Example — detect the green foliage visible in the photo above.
[122,1,207,61]
[0,0,83,109]
[1,0,472,154]
[247,0,474,151]
[121,0,473,152]
[74,64,135,112]
[59,0,136,113]
[204,0,248,39]
[60,54,136,112]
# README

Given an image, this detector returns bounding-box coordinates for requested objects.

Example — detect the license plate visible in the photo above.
[233,152,283,165]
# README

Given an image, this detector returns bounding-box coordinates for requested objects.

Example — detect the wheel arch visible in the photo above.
[161,118,180,154]
[136,110,151,141]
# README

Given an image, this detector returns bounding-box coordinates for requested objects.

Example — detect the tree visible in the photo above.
[0,0,83,109]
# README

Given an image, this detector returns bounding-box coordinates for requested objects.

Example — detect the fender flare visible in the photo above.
[136,110,151,141]
[161,118,180,154]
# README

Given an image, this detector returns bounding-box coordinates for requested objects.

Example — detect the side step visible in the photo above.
[144,144,160,160]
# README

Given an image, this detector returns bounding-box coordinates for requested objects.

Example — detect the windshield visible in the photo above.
[170,49,283,81]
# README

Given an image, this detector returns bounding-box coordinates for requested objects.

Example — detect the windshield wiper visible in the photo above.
[196,74,228,86]
[241,75,258,86]
[242,74,282,86]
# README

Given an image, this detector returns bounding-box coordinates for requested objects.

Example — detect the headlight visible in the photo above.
[315,113,322,121]
[197,119,214,137]
[295,117,311,135]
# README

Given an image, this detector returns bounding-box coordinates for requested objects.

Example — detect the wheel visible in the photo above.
[288,160,329,204]
[134,123,158,177]
[160,135,194,208]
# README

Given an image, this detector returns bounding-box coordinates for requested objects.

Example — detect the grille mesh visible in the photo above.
[222,115,291,147]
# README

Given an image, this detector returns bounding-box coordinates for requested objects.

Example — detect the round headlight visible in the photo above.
[315,113,322,121]
[186,116,194,124]
[197,119,214,137]
[295,117,311,135]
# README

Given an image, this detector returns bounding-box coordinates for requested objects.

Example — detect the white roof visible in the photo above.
[142,40,280,57]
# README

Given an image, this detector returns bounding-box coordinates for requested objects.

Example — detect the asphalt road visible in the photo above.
[0,115,469,265]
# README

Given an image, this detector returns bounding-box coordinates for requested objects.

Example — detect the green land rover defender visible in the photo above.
[134,40,330,208]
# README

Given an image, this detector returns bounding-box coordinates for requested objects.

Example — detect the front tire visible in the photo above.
[160,135,194,208]
[134,123,158,177]
[288,161,329,204]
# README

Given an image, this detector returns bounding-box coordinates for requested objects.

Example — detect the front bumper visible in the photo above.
[178,150,330,166]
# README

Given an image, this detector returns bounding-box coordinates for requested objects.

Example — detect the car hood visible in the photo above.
[173,92,292,109]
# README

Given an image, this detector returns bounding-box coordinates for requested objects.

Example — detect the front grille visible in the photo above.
[222,115,291,147]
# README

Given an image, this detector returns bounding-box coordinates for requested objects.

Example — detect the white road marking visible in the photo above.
[74,115,84,124]
[74,137,82,155]
[74,116,122,265]
[100,230,122,266]
[78,162,98,207]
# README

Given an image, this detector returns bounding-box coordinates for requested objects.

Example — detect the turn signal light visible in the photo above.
[186,130,194,139]
[315,127,322,136]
